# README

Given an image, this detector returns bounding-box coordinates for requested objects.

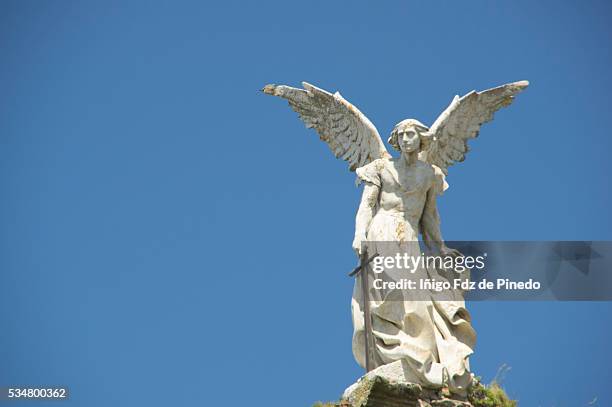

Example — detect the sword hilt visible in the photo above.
[348,252,379,277]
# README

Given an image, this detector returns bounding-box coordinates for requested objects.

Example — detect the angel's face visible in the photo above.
[397,126,421,153]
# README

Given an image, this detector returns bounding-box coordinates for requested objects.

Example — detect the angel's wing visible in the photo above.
[421,80,529,175]
[263,82,390,171]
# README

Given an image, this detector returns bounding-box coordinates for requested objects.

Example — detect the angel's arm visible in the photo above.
[420,184,459,256]
[352,182,379,255]
[420,185,444,252]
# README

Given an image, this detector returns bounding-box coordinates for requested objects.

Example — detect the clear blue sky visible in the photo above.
[1,1,611,406]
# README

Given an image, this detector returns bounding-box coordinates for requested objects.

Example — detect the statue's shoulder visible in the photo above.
[417,160,437,176]
[373,157,393,169]
[355,158,391,187]
[360,157,392,172]
[420,161,449,194]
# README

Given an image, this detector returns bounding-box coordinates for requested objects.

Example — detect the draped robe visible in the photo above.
[351,158,476,394]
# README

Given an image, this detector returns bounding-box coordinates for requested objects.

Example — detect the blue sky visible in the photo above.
[1,1,611,406]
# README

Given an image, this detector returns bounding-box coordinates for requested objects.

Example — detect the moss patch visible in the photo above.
[468,381,516,407]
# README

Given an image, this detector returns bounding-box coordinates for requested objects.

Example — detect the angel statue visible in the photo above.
[262,80,528,395]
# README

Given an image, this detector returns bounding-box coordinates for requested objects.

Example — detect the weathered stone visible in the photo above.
[429,399,471,407]
[344,376,423,407]
[341,374,472,407]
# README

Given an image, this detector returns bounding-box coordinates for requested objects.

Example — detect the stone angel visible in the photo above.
[263,80,528,395]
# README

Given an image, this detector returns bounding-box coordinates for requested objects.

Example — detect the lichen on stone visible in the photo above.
[467,380,516,407]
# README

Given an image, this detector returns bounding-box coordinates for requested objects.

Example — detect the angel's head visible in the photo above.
[388,119,431,153]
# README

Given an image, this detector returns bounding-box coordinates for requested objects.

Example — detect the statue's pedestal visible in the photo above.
[341,361,471,407]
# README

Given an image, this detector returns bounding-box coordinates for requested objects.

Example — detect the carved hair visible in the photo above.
[387,119,432,152]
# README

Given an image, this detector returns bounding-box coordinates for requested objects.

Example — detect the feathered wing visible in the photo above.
[420,80,529,175]
[263,82,390,171]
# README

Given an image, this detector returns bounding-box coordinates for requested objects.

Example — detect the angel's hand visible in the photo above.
[352,235,366,256]
[440,245,463,258]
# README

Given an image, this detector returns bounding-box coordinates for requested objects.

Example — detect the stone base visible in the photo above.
[342,361,472,407]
